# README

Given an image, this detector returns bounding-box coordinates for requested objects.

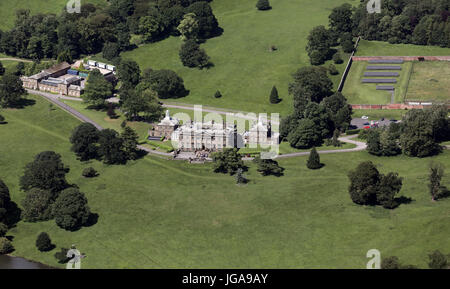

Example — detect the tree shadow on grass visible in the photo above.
[84,212,99,228]
[9,98,36,109]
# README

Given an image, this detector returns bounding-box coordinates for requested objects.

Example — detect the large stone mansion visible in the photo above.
[149,110,279,152]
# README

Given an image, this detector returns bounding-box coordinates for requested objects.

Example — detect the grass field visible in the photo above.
[405,62,450,103]
[0,0,106,30]
[1,95,449,268]
[121,0,353,116]
[356,40,450,56]
[342,61,413,104]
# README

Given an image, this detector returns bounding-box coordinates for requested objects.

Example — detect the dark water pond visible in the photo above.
[0,255,53,269]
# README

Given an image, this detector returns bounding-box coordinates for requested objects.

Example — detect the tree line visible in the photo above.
[306,1,450,65]
[0,0,220,62]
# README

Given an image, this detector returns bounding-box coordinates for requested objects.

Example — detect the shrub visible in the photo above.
[346,129,361,136]
[36,232,53,252]
[0,237,13,254]
[0,114,5,124]
[256,0,271,11]
[328,64,339,75]
[307,147,322,169]
[82,167,98,178]
[428,250,448,269]
[214,90,222,98]
[332,52,344,64]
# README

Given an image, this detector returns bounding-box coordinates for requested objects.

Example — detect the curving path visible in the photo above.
[28,89,368,159]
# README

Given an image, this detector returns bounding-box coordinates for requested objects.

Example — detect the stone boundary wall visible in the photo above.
[353,56,450,61]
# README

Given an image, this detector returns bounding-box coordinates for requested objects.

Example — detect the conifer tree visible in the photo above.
[270,86,280,104]
[307,147,321,169]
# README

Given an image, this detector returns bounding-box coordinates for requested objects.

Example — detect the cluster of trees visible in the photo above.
[280,66,352,149]
[306,1,450,64]
[353,0,450,47]
[365,106,449,158]
[348,161,403,209]
[382,250,449,269]
[70,123,141,164]
[19,151,93,231]
[0,0,220,62]
[0,179,20,254]
[0,71,26,108]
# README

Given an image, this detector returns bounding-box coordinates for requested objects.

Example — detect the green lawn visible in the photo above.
[356,40,450,56]
[0,0,106,30]
[342,61,413,104]
[405,61,450,103]
[352,109,408,121]
[1,94,449,268]
[121,0,353,116]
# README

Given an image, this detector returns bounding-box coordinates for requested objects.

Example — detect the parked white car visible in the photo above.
[361,116,369,120]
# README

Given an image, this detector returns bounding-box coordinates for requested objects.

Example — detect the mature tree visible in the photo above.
[118,60,140,89]
[428,250,448,269]
[177,13,199,41]
[289,66,333,105]
[366,129,383,156]
[83,69,113,107]
[98,129,126,165]
[21,188,54,222]
[287,118,323,149]
[0,61,5,76]
[211,148,244,175]
[82,167,98,178]
[429,105,450,143]
[20,151,69,193]
[329,3,353,34]
[303,102,334,140]
[306,26,333,65]
[102,42,120,61]
[340,32,355,53]
[15,62,25,76]
[379,128,401,156]
[348,161,381,206]
[52,188,91,231]
[348,161,403,208]
[36,232,53,252]
[0,179,14,225]
[0,237,13,254]
[279,114,297,141]
[377,172,403,209]
[256,0,271,11]
[400,109,441,157]
[0,73,26,108]
[253,156,283,176]
[143,69,188,99]
[121,88,163,121]
[307,147,321,169]
[331,129,341,147]
[70,123,100,161]
[0,223,7,237]
[269,85,280,104]
[139,12,165,42]
[186,1,220,39]
[121,126,139,160]
[428,162,447,201]
[179,39,210,68]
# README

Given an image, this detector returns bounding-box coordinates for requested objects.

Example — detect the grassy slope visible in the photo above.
[121,0,353,116]
[342,61,413,104]
[1,95,449,268]
[405,61,450,103]
[0,0,106,30]
[356,40,450,56]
